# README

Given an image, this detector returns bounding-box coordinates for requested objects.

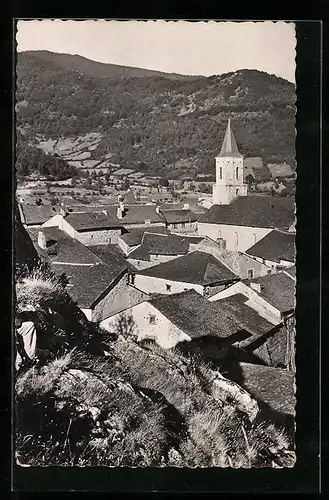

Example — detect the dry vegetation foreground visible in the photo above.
[15,267,296,468]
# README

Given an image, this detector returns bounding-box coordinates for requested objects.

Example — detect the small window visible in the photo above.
[166,284,172,292]
[217,230,222,238]
[247,269,254,279]
[236,189,239,195]
[267,269,272,275]
[234,232,239,248]
[130,274,135,285]
[149,314,156,325]
[220,167,223,180]
[253,233,257,244]
[236,167,239,180]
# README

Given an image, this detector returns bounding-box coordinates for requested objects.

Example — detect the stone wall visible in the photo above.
[93,273,148,322]
[77,229,123,246]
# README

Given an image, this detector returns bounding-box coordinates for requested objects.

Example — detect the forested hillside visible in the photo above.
[16,51,296,179]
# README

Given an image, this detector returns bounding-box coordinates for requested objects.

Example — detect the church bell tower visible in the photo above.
[212,119,248,205]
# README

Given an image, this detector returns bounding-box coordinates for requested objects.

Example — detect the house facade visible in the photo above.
[131,250,239,298]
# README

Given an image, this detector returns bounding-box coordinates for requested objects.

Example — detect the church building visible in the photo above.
[212,118,248,205]
[197,119,295,252]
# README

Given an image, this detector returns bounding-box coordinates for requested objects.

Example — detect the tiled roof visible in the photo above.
[161,209,198,224]
[137,250,239,285]
[237,362,296,416]
[244,272,295,313]
[65,205,164,231]
[128,233,191,261]
[150,289,241,340]
[51,262,126,308]
[212,293,275,341]
[20,204,58,225]
[246,230,295,263]
[217,119,243,158]
[120,227,170,247]
[198,195,295,230]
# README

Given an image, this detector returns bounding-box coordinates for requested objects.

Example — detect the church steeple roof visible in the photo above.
[218,119,243,158]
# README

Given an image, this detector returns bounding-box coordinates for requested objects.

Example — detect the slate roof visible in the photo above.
[65,205,164,231]
[150,289,241,340]
[246,230,295,263]
[198,195,295,230]
[120,227,170,247]
[26,227,103,265]
[51,262,127,308]
[212,293,275,341]
[244,157,263,169]
[128,233,191,261]
[243,157,272,182]
[89,244,135,271]
[20,204,58,225]
[244,272,295,313]
[217,119,243,158]
[160,202,207,214]
[238,363,296,416]
[137,251,239,285]
[284,266,296,280]
[161,209,198,224]
[112,168,135,176]
[267,163,294,178]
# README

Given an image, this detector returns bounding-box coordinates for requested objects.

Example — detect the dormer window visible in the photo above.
[149,314,156,325]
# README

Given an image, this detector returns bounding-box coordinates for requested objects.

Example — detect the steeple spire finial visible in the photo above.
[218,118,243,158]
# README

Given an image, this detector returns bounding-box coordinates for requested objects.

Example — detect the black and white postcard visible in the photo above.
[14,19,299,471]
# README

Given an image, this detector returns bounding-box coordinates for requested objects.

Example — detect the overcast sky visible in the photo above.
[16,20,296,83]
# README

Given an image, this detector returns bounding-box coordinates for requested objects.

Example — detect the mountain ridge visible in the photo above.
[16,51,296,179]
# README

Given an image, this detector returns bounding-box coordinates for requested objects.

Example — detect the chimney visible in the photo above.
[183,203,189,210]
[117,203,125,219]
[38,229,47,250]
[60,202,67,217]
[216,237,226,252]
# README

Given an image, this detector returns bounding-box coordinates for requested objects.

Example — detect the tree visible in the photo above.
[245,174,255,186]
[122,179,130,191]
[71,178,77,188]
[159,177,169,188]
[189,183,196,192]
[85,177,92,189]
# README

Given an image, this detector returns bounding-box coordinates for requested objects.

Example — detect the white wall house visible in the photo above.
[132,274,204,296]
[100,301,191,349]
[197,223,272,252]
[209,281,282,325]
